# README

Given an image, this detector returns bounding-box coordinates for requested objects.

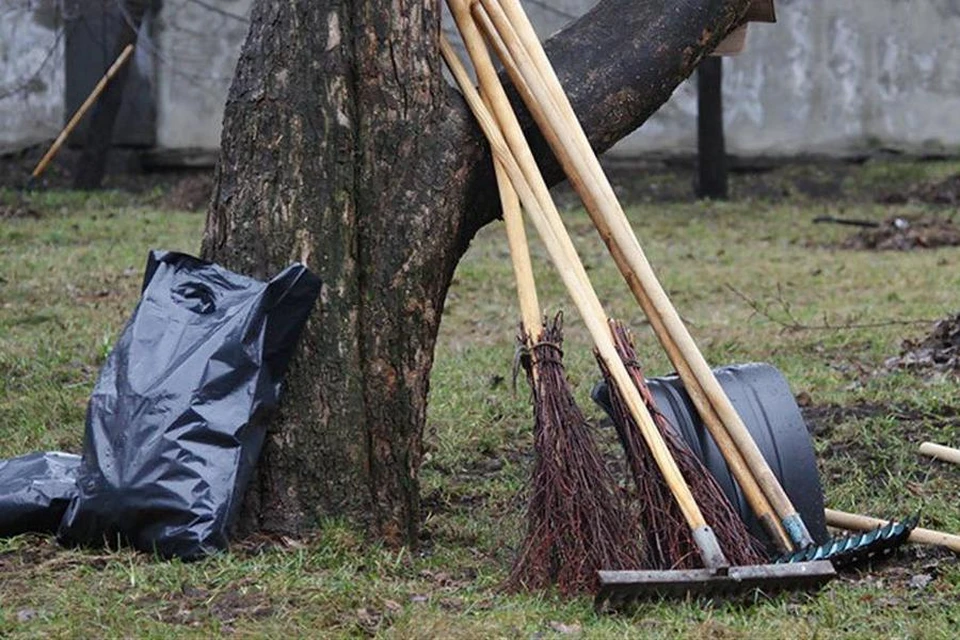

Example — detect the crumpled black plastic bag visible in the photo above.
[0,452,81,536]
[57,250,320,560]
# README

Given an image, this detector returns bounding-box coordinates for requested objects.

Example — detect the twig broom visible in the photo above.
[598,321,764,569]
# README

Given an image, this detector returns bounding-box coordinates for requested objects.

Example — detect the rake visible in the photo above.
[471,0,911,576]
[780,515,919,568]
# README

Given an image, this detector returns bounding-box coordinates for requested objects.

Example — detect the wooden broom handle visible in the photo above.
[447,3,603,326]
[471,5,793,555]
[441,25,728,570]
[919,442,960,466]
[476,0,813,547]
[826,509,960,553]
[495,158,542,337]
[31,44,135,180]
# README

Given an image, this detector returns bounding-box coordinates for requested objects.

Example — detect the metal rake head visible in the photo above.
[778,515,919,569]
[595,560,836,611]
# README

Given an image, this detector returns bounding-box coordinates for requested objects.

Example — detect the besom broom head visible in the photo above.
[597,321,766,571]
[506,314,642,596]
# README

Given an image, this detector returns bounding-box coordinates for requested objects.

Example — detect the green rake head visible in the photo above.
[778,515,919,568]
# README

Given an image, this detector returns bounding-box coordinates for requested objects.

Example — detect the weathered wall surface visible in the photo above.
[3,1,960,158]
[154,0,251,151]
[632,0,960,156]
[525,0,960,157]
[0,1,64,154]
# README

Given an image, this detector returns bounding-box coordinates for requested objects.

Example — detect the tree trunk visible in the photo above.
[202,0,751,546]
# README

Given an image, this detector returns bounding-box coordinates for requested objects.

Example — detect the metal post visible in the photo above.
[696,56,727,200]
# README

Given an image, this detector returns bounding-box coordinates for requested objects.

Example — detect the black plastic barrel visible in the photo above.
[591,363,829,551]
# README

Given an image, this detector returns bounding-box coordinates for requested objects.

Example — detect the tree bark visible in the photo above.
[202,0,751,546]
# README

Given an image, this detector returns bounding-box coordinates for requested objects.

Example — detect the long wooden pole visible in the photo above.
[440,22,729,570]
[495,157,542,337]
[472,0,795,551]
[826,509,960,553]
[31,44,135,181]
[919,442,960,466]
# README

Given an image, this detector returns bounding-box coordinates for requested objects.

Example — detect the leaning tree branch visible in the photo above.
[453,0,751,242]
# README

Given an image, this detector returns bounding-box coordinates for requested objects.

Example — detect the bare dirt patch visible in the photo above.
[550,158,861,207]
[839,215,960,251]
[803,400,960,475]
[0,145,210,196]
[839,544,958,608]
[801,401,895,438]
[0,535,60,574]
[804,401,960,433]
[136,580,274,629]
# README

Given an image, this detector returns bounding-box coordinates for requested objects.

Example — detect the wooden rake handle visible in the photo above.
[441,16,728,570]
[475,0,811,549]
[919,442,960,466]
[826,509,960,553]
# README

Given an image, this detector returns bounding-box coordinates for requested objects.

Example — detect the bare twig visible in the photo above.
[812,215,881,228]
[0,25,67,101]
[112,0,239,86]
[726,284,938,333]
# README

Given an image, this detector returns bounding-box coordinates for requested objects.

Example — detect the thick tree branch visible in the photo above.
[453,0,751,243]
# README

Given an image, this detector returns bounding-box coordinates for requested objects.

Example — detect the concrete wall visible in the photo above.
[0,1,64,154]
[154,0,252,151]
[448,0,960,157]
[3,1,960,159]
[614,0,960,157]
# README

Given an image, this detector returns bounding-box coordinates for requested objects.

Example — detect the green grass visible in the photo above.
[1,162,959,638]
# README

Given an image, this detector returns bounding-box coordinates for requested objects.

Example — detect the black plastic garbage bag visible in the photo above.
[0,452,81,536]
[58,250,320,560]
